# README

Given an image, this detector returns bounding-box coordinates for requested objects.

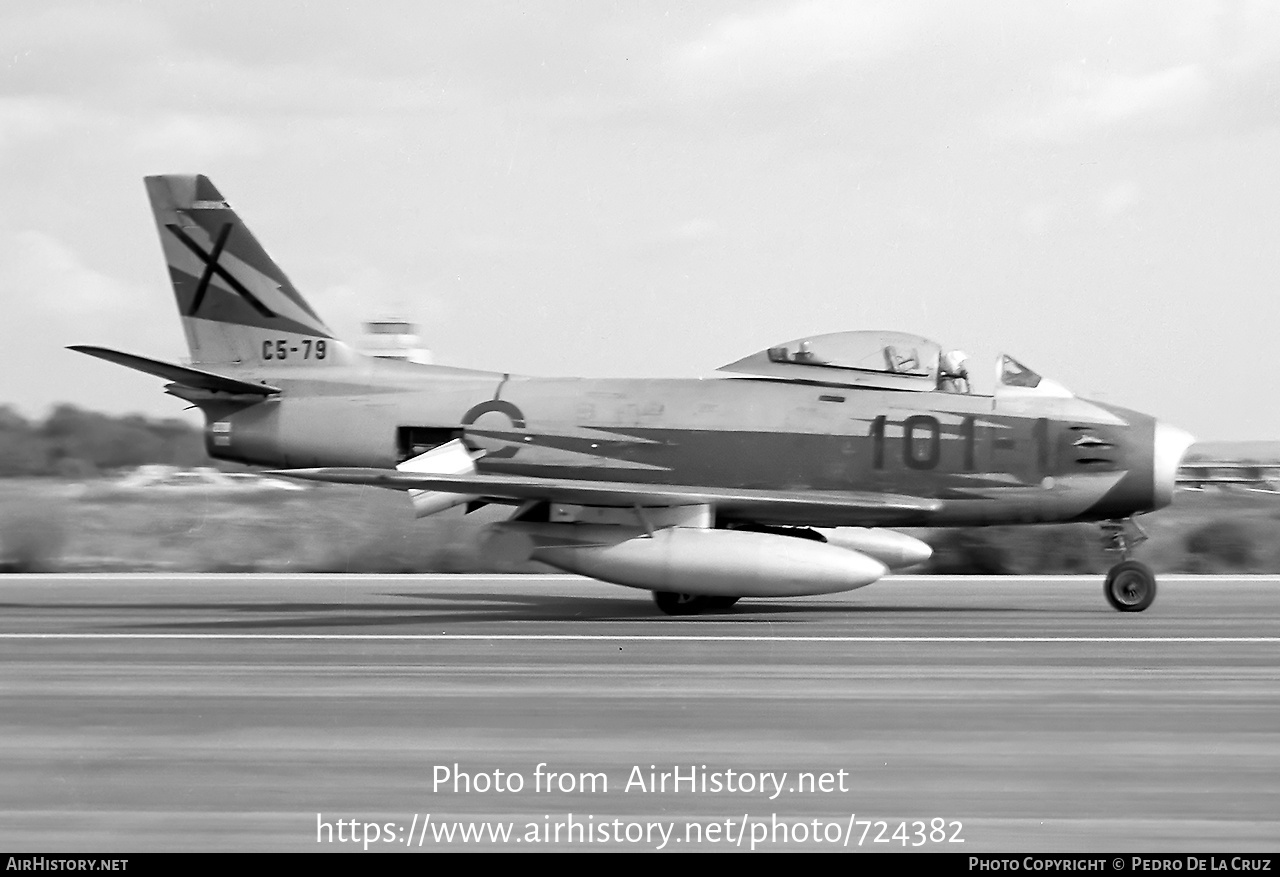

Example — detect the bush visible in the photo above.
[1184,519,1256,570]
[923,524,1105,575]
[1027,524,1105,574]
[0,501,68,572]
[926,528,1014,574]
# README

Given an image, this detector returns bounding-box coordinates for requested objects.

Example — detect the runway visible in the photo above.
[1,573,1277,852]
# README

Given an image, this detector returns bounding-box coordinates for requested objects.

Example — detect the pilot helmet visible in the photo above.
[941,349,969,376]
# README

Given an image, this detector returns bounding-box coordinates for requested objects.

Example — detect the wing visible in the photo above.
[266,467,941,524]
[69,345,280,396]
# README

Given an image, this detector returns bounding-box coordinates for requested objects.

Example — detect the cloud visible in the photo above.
[2,1,470,137]
[0,96,93,151]
[1007,62,1213,141]
[663,218,721,243]
[1218,0,1280,73]
[310,266,446,345]
[0,94,267,165]
[989,1,1280,143]
[666,1,939,101]
[0,230,141,315]
[627,217,726,262]
[0,2,169,97]
[112,56,469,118]
[1097,180,1141,218]
[1019,203,1056,237]
[129,113,264,162]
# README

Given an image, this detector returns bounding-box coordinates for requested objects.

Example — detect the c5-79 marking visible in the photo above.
[262,338,327,361]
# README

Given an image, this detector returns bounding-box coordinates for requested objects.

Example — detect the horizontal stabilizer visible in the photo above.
[69,345,280,396]
[266,467,941,521]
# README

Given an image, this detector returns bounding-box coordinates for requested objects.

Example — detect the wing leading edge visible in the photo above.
[267,467,941,522]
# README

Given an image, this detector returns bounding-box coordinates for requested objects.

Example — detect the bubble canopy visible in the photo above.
[717,331,945,391]
[717,330,1070,396]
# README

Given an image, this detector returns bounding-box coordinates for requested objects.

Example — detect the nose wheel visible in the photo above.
[1100,518,1156,612]
[1104,559,1156,612]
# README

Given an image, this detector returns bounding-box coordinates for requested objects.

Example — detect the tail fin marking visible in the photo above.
[145,174,335,363]
[166,221,276,319]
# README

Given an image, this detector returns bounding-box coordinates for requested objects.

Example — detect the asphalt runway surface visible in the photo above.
[0,573,1277,853]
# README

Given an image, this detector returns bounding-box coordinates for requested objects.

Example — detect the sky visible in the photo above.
[1,0,1278,441]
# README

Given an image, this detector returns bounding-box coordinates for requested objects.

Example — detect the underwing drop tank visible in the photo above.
[486,523,887,597]
[814,527,932,570]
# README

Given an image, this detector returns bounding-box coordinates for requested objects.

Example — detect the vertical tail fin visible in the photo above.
[144,174,337,365]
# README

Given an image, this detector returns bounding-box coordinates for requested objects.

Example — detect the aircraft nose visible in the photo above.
[1152,421,1195,509]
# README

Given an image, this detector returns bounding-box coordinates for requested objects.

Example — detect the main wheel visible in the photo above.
[1104,560,1157,612]
[653,591,713,616]
[704,596,741,611]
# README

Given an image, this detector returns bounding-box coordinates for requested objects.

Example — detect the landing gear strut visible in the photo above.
[1100,518,1156,612]
[652,592,740,616]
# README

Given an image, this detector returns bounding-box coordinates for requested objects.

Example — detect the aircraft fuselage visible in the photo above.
[193,357,1162,529]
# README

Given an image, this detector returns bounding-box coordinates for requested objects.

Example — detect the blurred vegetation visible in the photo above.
[917,491,1280,576]
[923,524,1106,575]
[0,404,206,477]
[0,478,538,574]
[1182,519,1257,572]
[0,497,68,573]
[2,481,1279,575]
[2,403,1280,575]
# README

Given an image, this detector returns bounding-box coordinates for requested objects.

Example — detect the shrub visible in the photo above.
[1028,524,1105,574]
[926,528,1014,574]
[1184,519,1256,569]
[0,502,68,572]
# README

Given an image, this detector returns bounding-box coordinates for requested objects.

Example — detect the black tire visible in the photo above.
[1104,560,1157,612]
[704,596,741,611]
[653,591,711,616]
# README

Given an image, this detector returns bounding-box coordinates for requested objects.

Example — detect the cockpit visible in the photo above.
[767,333,935,376]
[718,330,1071,398]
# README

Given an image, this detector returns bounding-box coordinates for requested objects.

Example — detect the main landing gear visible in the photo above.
[652,592,741,616]
[1100,518,1156,612]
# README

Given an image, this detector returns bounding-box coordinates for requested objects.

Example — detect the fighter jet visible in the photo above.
[72,175,1194,615]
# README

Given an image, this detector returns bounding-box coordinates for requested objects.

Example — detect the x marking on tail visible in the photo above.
[165,223,276,318]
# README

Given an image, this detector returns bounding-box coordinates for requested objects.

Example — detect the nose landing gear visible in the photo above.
[1100,518,1156,611]
[1103,559,1156,611]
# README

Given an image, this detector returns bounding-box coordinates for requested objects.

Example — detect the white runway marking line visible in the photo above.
[12,574,1280,582]
[0,634,1277,644]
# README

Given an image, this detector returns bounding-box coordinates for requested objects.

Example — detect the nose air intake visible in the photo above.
[1152,421,1195,509]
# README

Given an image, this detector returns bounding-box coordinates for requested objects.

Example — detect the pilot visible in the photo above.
[792,340,817,363]
[939,349,971,393]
